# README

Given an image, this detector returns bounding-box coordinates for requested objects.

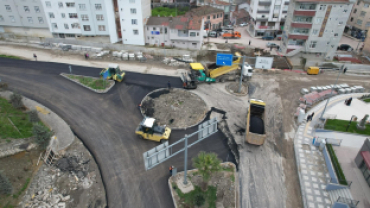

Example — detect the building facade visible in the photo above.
[197,0,235,25]
[247,0,289,37]
[0,0,50,37]
[145,16,204,49]
[185,5,224,30]
[280,0,354,59]
[346,0,370,38]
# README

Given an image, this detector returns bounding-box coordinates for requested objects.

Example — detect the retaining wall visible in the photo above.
[323,146,339,184]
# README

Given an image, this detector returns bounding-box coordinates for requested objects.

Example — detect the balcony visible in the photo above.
[288,34,309,39]
[284,1,289,5]
[293,10,316,16]
[257,10,270,13]
[258,1,271,6]
[291,23,312,29]
[256,18,268,21]
[282,10,287,13]
[258,26,276,29]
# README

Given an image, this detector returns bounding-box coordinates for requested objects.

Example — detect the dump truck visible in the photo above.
[99,64,125,82]
[246,99,266,145]
[222,31,241,39]
[135,117,171,143]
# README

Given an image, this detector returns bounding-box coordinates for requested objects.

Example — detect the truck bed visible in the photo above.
[249,115,264,134]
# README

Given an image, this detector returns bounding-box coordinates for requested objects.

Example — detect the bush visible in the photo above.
[28,110,40,123]
[0,171,13,195]
[0,82,8,91]
[193,192,205,207]
[9,92,23,109]
[32,124,53,150]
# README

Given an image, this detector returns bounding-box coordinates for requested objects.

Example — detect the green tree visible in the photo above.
[192,151,221,190]
[9,92,23,109]
[32,123,53,150]
[0,171,13,195]
[28,110,40,123]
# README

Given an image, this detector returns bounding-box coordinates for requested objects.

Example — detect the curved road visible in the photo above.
[0,58,233,208]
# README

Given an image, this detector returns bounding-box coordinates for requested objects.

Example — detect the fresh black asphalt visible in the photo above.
[0,58,234,208]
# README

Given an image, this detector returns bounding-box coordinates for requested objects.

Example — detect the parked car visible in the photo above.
[262,36,274,40]
[337,44,353,51]
[208,31,217,37]
[276,35,282,40]
[240,22,248,27]
[223,25,234,30]
[266,42,279,48]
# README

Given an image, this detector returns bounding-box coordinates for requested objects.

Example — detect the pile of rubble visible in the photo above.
[162,55,193,67]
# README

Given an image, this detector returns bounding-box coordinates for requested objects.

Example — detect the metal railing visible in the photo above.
[328,177,352,188]
[337,196,359,208]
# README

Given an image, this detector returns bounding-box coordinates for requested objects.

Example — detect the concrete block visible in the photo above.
[338,89,346,94]
[81,46,91,51]
[301,88,309,95]
[71,45,78,50]
[74,45,82,50]
[345,88,351,94]
[310,87,317,92]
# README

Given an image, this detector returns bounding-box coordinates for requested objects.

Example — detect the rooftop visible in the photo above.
[146,16,203,30]
[295,0,350,3]
[205,0,230,6]
[232,9,249,19]
[185,5,224,17]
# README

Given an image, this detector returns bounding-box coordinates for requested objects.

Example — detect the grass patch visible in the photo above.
[12,178,30,199]
[325,119,370,136]
[326,144,348,185]
[0,55,22,60]
[0,98,34,139]
[173,184,217,208]
[363,98,370,103]
[66,75,110,90]
[222,166,234,172]
[152,7,189,17]
[230,174,235,182]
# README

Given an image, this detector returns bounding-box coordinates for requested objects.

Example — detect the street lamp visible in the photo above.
[346,115,357,132]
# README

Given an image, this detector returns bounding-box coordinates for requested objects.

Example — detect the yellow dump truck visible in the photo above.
[246,99,267,145]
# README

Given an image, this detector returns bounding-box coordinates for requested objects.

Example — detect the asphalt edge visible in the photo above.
[139,88,209,130]
[60,73,115,93]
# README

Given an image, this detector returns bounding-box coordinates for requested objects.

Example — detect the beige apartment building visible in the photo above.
[346,0,370,38]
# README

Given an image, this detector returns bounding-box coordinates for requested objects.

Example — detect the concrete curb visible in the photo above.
[139,88,209,130]
[60,73,115,93]
[168,162,237,208]
[225,82,248,96]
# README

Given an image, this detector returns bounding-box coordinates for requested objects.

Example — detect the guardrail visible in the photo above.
[337,196,359,207]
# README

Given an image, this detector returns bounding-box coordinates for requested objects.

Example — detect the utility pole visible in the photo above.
[319,64,344,120]
[69,65,72,74]
[238,56,246,93]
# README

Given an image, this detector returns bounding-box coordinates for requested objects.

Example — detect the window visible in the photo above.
[66,34,75,38]
[49,12,55,18]
[213,15,216,19]
[98,25,106,31]
[294,16,312,23]
[95,4,102,10]
[357,1,360,5]
[71,23,79,29]
[66,3,75,8]
[58,2,63,8]
[217,14,219,18]
[133,29,139,35]
[34,6,40,13]
[273,13,279,18]
[5,5,11,12]
[220,13,223,17]
[334,33,338,37]
[9,16,15,22]
[312,29,318,35]
[131,19,137,25]
[0,15,3,22]
[357,19,363,25]
[83,25,91,31]
[309,41,317,48]
[365,4,370,8]
[343,9,347,13]
[81,15,89,21]
[190,32,196,37]
[299,4,315,10]
[338,21,343,25]
[24,6,30,12]
[69,13,78,18]
[131,8,136,14]
[129,0,135,3]
[79,4,86,10]
[96,15,104,21]
[292,28,309,34]
[283,5,288,10]
[354,9,357,13]
[319,5,326,11]
[52,23,57,29]
[366,22,370,27]
[165,27,167,34]
[38,17,44,24]
[64,24,69,29]
[316,17,322,23]
[27,17,33,23]
[61,13,66,18]
[351,17,354,22]
[361,11,366,17]
[207,16,210,19]
[274,5,280,10]
[192,43,197,46]
[45,1,51,8]
[153,27,156,30]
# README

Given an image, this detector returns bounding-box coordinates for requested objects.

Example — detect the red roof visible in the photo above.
[361,151,370,170]
[176,25,184,29]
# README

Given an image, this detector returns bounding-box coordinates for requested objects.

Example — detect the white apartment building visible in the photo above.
[0,0,50,37]
[280,0,354,60]
[118,0,151,45]
[247,0,289,37]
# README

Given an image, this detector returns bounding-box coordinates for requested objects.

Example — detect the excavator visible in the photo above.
[181,52,253,89]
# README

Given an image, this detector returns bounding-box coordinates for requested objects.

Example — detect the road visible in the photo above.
[0,58,234,208]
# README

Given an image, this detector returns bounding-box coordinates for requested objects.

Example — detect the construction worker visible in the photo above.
[33,53,37,61]
[138,103,142,111]
[169,166,173,175]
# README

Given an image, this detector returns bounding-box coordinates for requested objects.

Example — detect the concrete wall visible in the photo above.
[355,138,370,167]
[0,26,53,38]
[323,146,339,184]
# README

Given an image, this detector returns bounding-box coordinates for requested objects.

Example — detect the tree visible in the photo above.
[9,92,24,109]
[32,124,53,150]
[28,110,40,123]
[0,171,13,195]
[192,151,221,190]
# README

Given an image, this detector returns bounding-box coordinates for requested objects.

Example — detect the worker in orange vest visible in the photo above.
[169,166,173,175]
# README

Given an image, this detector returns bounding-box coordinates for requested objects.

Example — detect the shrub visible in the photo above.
[32,124,53,150]
[0,82,8,91]
[0,171,13,195]
[28,110,40,123]
[9,92,23,109]
[193,192,205,207]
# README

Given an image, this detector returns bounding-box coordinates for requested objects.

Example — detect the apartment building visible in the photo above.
[247,0,289,37]
[118,0,151,45]
[346,0,370,38]
[280,0,354,60]
[145,16,204,49]
[0,0,50,37]
[197,0,235,25]
[185,5,224,30]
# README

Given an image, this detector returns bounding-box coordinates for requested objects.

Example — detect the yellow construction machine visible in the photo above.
[135,117,171,143]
